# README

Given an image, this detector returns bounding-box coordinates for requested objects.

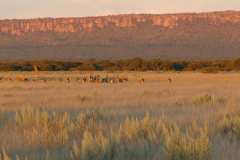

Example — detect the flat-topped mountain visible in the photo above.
[0,11,240,60]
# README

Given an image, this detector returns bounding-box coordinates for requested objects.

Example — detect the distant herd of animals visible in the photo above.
[0,75,129,84]
[0,75,173,84]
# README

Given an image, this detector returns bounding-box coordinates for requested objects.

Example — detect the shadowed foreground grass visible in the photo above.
[0,106,239,160]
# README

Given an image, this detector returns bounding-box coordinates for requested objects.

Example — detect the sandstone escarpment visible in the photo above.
[0,11,240,36]
[0,11,240,60]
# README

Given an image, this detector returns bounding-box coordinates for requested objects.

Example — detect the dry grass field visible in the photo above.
[0,71,239,160]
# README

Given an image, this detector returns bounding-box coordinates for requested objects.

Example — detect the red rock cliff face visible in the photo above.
[0,11,240,36]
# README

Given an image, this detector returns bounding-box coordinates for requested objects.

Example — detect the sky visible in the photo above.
[0,0,240,19]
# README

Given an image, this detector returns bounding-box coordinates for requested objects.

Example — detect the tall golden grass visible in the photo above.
[0,105,238,160]
[0,72,238,159]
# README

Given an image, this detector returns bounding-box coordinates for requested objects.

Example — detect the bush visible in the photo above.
[220,113,240,140]
[165,125,210,160]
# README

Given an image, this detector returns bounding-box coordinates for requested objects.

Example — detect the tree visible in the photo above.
[234,58,240,70]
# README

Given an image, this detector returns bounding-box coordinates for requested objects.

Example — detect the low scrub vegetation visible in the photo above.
[193,94,226,106]
[1,58,240,71]
[220,113,240,140]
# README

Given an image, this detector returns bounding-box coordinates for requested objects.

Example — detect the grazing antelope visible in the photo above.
[23,78,29,82]
[118,78,123,83]
[123,77,128,82]
[89,75,95,82]
[110,78,115,84]
[96,75,101,83]
[101,77,108,83]
[82,77,87,83]
[66,77,71,83]
[15,76,25,82]
[168,77,172,83]
[140,78,145,84]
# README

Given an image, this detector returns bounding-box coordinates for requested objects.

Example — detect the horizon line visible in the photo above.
[0,9,239,21]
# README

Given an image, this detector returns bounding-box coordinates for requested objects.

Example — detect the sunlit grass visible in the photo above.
[0,72,238,159]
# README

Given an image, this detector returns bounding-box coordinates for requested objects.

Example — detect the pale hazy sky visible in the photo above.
[0,0,240,19]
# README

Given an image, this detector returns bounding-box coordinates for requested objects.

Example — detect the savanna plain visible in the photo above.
[0,71,239,160]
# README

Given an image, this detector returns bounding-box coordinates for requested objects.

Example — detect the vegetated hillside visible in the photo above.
[0,10,240,60]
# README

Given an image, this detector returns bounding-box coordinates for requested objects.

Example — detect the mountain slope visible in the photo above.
[0,11,240,60]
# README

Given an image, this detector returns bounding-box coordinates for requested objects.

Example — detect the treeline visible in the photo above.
[0,58,240,72]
